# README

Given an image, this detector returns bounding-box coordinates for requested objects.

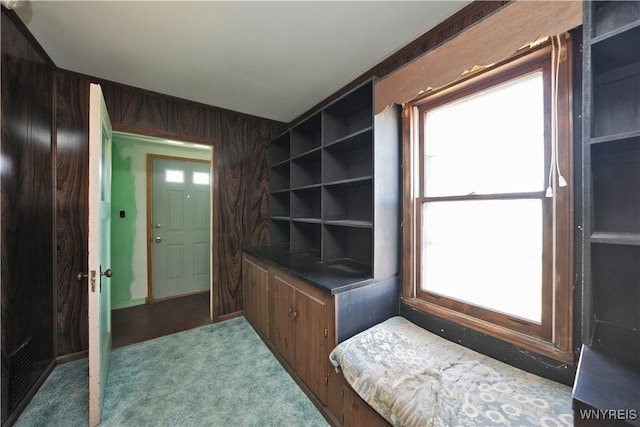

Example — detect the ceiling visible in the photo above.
[15,1,471,123]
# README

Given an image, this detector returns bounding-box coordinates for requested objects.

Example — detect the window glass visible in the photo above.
[421,199,543,322]
[165,169,184,183]
[424,72,545,197]
[193,171,210,185]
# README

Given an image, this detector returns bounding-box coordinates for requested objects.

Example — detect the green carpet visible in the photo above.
[15,316,329,427]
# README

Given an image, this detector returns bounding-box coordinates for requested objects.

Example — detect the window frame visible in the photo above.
[401,39,574,364]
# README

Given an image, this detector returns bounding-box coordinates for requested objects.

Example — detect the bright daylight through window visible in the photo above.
[405,39,574,362]
[421,72,545,324]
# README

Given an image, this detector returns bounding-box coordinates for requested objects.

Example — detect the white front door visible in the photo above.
[87,83,113,427]
[150,156,211,300]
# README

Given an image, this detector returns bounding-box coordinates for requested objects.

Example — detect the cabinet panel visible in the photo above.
[295,288,328,405]
[342,385,389,427]
[254,263,269,338]
[271,272,297,368]
[243,255,270,338]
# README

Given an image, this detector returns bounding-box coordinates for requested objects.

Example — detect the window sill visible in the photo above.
[402,297,575,365]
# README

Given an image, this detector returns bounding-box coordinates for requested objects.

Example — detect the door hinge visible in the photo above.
[341,389,344,398]
[325,374,329,385]
[341,414,344,424]
[324,327,328,338]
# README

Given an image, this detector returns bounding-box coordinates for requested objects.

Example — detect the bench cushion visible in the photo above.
[329,316,573,427]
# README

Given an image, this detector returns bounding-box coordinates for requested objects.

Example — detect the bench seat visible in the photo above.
[329,316,573,427]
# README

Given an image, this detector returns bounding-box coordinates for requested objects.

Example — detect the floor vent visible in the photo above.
[9,338,32,410]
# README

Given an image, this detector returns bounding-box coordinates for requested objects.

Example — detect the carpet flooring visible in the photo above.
[15,317,329,427]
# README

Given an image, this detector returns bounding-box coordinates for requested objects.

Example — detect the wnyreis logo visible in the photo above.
[579,409,638,421]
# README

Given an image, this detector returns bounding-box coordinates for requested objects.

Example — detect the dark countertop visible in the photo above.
[243,245,376,295]
[572,345,640,426]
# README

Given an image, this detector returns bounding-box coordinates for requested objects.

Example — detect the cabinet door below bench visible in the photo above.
[342,385,389,427]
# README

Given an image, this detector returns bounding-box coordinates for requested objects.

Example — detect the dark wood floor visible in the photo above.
[111,292,211,349]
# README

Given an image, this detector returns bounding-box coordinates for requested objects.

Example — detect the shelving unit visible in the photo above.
[265,79,400,280]
[582,0,640,367]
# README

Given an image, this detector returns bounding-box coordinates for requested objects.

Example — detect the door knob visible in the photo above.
[155,236,162,243]
[155,223,162,229]
[101,268,112,278]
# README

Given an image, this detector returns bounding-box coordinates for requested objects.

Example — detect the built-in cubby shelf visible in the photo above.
[291,148,321,188]
[580,1,640,382]
[291,112,321,158]
[323,84,373,145]
[265,79,400,281]
[270,133,290,165]
[591,0,640,40]
[270,163,290,192]
[591,139,640,234]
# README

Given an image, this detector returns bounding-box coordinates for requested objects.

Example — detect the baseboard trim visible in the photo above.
[111,298,146,310]
[218,311,243,322]
[56,350,88,364]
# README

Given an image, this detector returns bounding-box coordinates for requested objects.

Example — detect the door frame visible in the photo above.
[146,153,213,303]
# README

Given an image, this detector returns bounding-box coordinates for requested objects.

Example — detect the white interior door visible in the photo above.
[88,83,113,427]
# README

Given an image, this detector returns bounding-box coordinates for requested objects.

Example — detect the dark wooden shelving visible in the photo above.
[264,78,399,282]
[270,133,290,165]
[323,176,373,188]
[591,0,640,40]
[270,162,290,192]
[291,112,321,157]
[589,130,640,145]
[590,232,640,246]
[323,220,373,229]
[578,4,640,418]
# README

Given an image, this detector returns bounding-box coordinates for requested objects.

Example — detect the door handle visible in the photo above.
[155,223,162,229]
[101,268,112,278]
[155,236,162,243]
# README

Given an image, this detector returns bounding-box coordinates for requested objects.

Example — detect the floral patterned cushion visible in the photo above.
[329,316,573,427]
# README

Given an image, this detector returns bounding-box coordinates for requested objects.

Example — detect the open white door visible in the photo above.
[87,83,113,427]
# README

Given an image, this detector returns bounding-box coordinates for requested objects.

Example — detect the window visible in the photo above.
[193,171,210,185]
[403,39,573,363]
[165,169,184,183]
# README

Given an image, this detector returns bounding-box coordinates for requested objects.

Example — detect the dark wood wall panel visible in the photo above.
[54,69,285,355]
[1,10,55,423]
[169,100,210,139]
[211,113,246,315]
[55,73,90,356]
[120,87,169,132]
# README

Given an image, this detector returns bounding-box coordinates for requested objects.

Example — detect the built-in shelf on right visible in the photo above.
[590,232,640,246]
[591,244,640,332]
[591,1,640,40]
[591,139,640,233]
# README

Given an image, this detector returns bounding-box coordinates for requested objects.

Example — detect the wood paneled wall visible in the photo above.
[1,10,55,423]
[55,70,286,356]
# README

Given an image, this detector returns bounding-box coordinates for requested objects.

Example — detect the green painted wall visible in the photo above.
[110,133,212,310]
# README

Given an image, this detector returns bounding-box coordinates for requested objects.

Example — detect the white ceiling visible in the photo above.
[15,1,471,123]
